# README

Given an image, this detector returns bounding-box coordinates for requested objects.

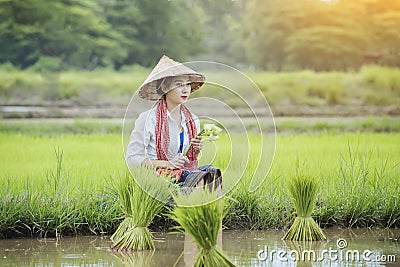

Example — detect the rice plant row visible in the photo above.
[0,133,399,238]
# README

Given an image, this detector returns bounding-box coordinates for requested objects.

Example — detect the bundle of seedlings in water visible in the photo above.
[170,189,236,267]
[283,173,326,241]
[110,167,171,251]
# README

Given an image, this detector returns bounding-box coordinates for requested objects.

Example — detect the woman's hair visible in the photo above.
[156,77,172,97]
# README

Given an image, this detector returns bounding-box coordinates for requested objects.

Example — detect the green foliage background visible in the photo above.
[1,0,399,71]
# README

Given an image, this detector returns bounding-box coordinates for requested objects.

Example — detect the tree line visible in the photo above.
[0,0,399,71]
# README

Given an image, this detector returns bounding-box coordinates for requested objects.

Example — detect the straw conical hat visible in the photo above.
[138,55,205,100]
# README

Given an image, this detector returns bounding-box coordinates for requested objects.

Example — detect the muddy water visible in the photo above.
[1,229,399,266]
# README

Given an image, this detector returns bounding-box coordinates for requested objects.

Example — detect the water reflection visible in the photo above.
[111,250,155,266]
[223,229,400,267]
[0,229,399,266]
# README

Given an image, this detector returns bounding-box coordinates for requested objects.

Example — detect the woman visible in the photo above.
[126,55,221,189]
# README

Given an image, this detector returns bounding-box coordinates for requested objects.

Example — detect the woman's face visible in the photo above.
[165,76,191,106]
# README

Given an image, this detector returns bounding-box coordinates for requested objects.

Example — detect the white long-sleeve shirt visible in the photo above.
[126,106,200,167]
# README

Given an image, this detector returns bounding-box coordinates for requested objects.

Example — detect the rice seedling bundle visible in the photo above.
[170,189,236,267]
[110,167,171,251]
[283,174,326,241]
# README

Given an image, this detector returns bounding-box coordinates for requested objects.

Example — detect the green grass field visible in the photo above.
[1,131,399,238]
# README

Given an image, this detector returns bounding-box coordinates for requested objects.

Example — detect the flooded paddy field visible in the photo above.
[1,228,399,266]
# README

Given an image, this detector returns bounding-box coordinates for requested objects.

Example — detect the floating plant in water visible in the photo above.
[169,189,236,267]
[283,173,326,241]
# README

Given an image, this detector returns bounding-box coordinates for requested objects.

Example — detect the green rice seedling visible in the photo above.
[170,189,236,267]
[110,167,171,251]
[1,132,400,238]
[283,173,326,241]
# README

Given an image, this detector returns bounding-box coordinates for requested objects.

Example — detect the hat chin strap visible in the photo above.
[156,77,167,96]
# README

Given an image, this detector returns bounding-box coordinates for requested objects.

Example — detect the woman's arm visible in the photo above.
[126,111,151,167]
[142,156,188,169]
[142,158,170,169]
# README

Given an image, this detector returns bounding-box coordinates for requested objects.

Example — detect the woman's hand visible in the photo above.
[190,136,203,154]
[167,154,189,169]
